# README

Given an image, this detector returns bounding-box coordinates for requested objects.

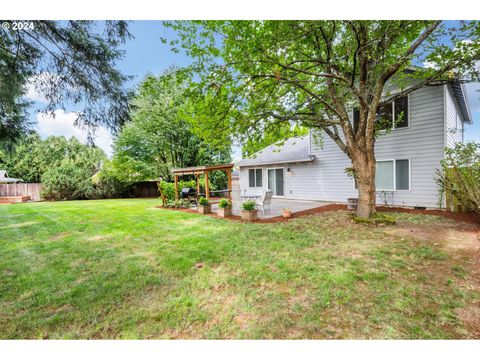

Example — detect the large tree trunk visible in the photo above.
[352,151,376,218]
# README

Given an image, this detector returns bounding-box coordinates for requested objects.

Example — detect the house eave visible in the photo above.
[450,81,473,124]
[237,155,316,167]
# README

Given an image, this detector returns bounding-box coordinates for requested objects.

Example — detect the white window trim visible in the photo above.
[267,167,285,198]
[352,158,411,192]
[248,167,263,188]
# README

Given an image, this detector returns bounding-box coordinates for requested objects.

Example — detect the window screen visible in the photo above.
[395,159,410,190]
[376,160,394,190]
[249,169,255,187]
[255,169,262,187]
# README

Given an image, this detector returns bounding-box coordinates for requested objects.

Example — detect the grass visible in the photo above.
[0,198,477,339]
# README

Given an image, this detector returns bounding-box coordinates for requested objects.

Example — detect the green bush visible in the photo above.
[218,198,231,209]
[436,142,480,214]
[198,197,209,206]
[242,200,257,211]
[163,199,192,209]
[41,160,100,201]
[158,179,203,202]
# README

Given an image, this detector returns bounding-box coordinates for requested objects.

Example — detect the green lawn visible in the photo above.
[0,199,478,339]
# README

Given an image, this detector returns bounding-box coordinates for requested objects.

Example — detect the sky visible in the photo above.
[29,20,480,158]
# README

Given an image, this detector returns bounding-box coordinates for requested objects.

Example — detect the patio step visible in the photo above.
[0,196,31,204]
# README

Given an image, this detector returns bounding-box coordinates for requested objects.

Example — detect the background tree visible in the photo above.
[1,133,106,183]
[165,20,480,217]
[110,71,231,185]
[0,20,131,149]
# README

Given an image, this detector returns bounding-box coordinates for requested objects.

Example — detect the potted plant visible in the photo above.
[282,208,292,218]
[241,200,258,221]
[198,197,211,214]
[217,198,232,217]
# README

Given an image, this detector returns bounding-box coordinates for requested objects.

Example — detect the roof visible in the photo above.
[171,163,234,175]
[236,136,315,167]
[0,170,22,183]
[450,81,473,124]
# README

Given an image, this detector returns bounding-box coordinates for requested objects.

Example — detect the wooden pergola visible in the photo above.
[171,163,234,201]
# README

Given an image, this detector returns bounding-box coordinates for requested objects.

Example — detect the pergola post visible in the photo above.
[204,170,210,200]
[227,168,232,201]
[174,174,179,200]
[195,174,200,197]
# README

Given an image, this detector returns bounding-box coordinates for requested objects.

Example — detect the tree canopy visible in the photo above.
[0,133,106,183]
[109,71,231,184]
[0,20,132,147]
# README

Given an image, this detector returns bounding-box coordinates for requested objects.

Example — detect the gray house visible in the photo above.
[237,83,472,208]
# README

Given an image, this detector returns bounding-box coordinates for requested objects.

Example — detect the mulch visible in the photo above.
[156,204,480,225]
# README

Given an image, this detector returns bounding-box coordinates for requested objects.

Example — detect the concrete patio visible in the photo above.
[211,198,333,219]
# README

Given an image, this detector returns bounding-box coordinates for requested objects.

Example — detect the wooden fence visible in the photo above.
[0,183,42,201]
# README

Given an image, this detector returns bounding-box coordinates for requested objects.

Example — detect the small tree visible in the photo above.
[165,20,480,217]
[437,142,480,214]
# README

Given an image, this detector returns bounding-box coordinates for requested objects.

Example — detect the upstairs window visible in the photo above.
[377,95,409,130]
[248,168,263,187]
[353,95,409,132]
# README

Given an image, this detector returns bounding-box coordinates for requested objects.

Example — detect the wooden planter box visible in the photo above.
[218,207,232,217]
[198,204,211,214]
[241,209,258,221]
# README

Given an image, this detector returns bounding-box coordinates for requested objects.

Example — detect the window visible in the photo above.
[395,159,410,190]
[376,160,394,190]
[374,159,410,191]
[248,168,263,187]
[352,95,408,132]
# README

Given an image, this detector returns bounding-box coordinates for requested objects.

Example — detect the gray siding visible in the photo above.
[445,85,464,148]
[240,85,450,208]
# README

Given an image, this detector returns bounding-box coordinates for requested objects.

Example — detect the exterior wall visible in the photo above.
[445,85,464,148]
[239,85,465,208]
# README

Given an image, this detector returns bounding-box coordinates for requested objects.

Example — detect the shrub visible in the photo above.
[158,179,201,202]
[436,142,480,214]
[163,199,192,209]
[218,198,232,209]
[241,200,256,211]
[41,160,99,201]
[198,197,209,206]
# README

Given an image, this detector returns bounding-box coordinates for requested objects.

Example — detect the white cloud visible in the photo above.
[24,72,63,104]
[24,80,48,103]
[35,109,114,157]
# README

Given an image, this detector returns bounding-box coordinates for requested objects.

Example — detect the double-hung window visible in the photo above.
[248,168,263,187]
